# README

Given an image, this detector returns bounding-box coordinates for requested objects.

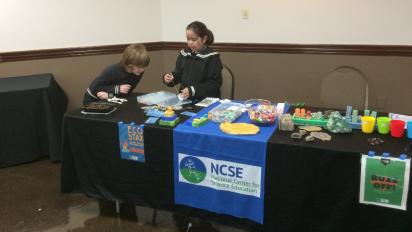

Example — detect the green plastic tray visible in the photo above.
[292,114,327,127]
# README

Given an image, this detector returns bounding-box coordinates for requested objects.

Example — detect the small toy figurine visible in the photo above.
[294,108,307,118]
[351,109,359,123]
[294,108,301,118]
[300,108,306,117]
[192,114,208,127]
[164,107,175,117]
[159,107,180,126]
[305,110,312,120]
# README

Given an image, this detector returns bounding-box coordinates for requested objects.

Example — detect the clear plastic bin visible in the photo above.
[136,91,191,106]
[208,102,244,123]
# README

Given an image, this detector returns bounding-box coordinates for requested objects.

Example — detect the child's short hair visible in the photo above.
[120,44,150,67]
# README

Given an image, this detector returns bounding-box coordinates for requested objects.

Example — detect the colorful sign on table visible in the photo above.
[118,122,145,162]
[359,154,410,210]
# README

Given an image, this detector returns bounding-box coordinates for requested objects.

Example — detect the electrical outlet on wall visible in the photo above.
[241,9,250,19]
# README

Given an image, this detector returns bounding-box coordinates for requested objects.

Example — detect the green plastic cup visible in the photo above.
[377,117,391,134]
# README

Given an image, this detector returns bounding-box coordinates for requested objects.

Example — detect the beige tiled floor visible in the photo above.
[0,159,249,232]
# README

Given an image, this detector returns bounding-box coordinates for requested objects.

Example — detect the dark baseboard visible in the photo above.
[1,42,412,62]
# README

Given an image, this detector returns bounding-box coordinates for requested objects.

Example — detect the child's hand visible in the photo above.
[97,91,109,100]
[164,73,174,84]
[119,84,131,94]
[180,87,190,99]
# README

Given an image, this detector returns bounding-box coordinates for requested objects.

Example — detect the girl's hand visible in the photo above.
[180,87,190,99]
[164,73,174,84]
[97,91,109,100]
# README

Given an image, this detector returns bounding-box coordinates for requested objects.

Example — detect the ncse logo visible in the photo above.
[179,156,206,184]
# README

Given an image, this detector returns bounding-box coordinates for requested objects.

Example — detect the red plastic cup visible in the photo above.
[390,120,405,138]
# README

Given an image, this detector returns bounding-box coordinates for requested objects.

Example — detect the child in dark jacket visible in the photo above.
[163,21,222,101]
[83,43,150,105]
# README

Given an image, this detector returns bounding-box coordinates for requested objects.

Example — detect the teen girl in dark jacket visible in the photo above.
[163,21,222,101]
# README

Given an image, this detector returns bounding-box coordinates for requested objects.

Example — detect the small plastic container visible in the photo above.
[208,102,244,123]
[390,120,405,138]
[244,99,276,125]
[407,121,412,139]
[292,115,327,127]
[377,117,391,134]
[361,116,376,134]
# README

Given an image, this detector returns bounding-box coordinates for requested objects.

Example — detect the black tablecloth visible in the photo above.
[265,124,411,232]
[61,98,412,231]
[0,73,67,167]
[61,98,176,209]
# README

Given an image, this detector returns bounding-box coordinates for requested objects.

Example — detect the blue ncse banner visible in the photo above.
[174,102,283,223]
[118,122,145,162]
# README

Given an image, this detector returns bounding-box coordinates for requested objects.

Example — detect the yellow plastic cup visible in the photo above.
[377,117,391,134]
[361,116,376,133]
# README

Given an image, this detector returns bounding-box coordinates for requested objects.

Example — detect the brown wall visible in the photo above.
[0,51,165,110]
[164,50,412,114]
[1,50,412,114]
